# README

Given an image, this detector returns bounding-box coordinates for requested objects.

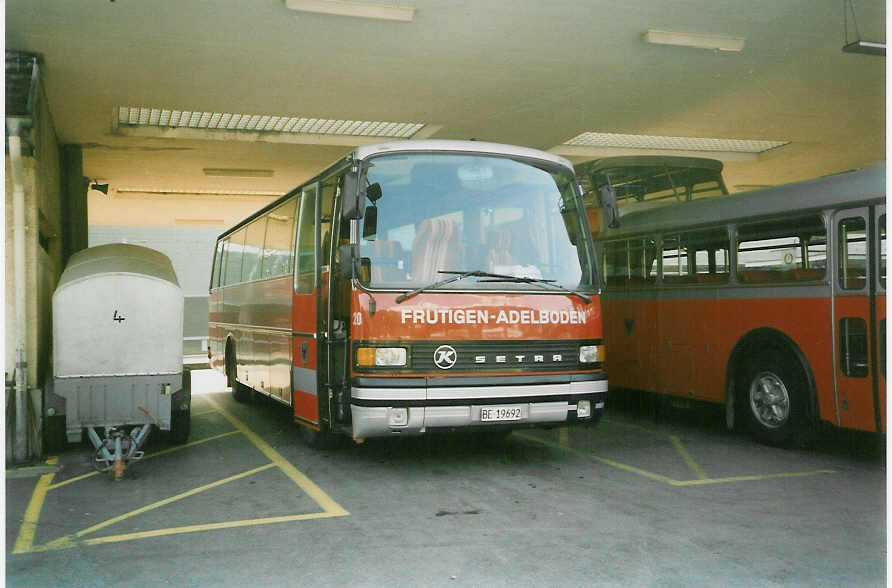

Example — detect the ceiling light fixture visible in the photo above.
[115,188,283,197]
[284,0,415,22]
[552,132,789,162]
[203,168,274,178]
[642,29,745,52]
[114,106,432,146]
[842,0,885,56]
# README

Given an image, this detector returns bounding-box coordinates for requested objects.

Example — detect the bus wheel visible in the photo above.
[739,350,804,446]
[226,349,251,403]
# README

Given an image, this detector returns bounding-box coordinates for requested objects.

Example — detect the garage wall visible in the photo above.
[89,225,224,357]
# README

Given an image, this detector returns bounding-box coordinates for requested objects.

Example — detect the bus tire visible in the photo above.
[738,349,805,446]
[226,344,251,403]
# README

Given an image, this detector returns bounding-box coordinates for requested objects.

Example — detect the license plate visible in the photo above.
[479,405,524,422]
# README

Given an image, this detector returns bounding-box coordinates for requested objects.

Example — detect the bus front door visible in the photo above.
[293,184,321,428]
[833,206,884,433]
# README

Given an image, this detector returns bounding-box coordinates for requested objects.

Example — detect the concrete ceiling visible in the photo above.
[7,0,886,225]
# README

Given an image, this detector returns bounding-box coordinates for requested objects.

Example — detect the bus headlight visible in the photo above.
[357,347,407,367]
[579,345,602,363]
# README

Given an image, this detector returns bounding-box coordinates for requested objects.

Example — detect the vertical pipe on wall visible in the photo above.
[8,124,29,462]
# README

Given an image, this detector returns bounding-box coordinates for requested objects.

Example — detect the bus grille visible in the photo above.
[409,340,600,373]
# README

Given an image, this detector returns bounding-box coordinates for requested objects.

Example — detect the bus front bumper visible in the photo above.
[350,377,607,439]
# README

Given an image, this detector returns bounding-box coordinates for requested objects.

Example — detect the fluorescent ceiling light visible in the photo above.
[551,132,789,162]
[115,188,283,197]
[117,107,426,138]
[563,132,787,153]
[643,29,745,52]
[284,0,415,22]
[203,168,274,178]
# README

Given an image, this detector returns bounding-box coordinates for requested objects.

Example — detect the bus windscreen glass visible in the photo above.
[360,153,594,291]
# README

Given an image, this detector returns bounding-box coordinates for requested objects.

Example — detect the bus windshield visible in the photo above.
[360,153,594,291]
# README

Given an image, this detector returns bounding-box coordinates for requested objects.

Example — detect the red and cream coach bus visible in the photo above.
[209,140,607,445]
[577,157,885,445]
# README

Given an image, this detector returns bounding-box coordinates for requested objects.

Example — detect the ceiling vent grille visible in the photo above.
[117,107,425,138]
[563,132,788,154]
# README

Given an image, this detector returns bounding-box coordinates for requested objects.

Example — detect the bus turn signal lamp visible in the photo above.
[357,347,407,367]
[579,345,602,363]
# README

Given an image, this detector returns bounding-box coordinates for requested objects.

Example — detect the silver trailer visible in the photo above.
[48,243,190,478]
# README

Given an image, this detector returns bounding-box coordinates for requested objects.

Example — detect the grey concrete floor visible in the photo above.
[5,371,886,587]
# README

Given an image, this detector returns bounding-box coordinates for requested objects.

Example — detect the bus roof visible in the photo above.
[575,155,723,174]
[354,139,574,171]
[601,165,886,239]
[216,140,575,241]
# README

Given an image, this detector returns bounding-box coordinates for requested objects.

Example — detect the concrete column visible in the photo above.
[60,145,88,265]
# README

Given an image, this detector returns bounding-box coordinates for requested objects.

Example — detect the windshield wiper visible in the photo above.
[395,270,491,303]
[475,272,592,304]
[395,270,591,304]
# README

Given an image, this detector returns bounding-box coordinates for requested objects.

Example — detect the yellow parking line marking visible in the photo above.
[515,431,838,487]
[48,430,242,490]
[140,430,242,461]
[669,435,708,480]
[192,408,220,418]
[671,470,838,487]
[80,512,343,549]
[75,463,277,539]
[514,432,677,485]
[13,457,59,554]
[207,397,349,517]
[15,400,348,555]
[558,427,570,449]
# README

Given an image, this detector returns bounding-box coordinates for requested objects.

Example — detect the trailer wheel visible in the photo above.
[169,407,191,444]
[738,349,805,446]
[169,368,192,444]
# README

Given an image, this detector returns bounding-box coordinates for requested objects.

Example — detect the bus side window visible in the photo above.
[840,317,869,377]
[296,187,316,293]
[627,238,656,287]
[603,240,628,288]
[225,228,246,286]
[839,217,867,290]
[737,215,826,282]
[211,239,225,289]
[261,197,297,278]
[661,234,693,283]
[320,177,338,268]
[687,227,730,283]
[242,217,268,283]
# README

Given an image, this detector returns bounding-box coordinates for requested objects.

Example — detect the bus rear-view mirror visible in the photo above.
[362,205,378,241]
[599,185,620,229]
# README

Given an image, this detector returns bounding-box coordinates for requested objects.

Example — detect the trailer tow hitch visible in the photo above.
[87,424,153,481]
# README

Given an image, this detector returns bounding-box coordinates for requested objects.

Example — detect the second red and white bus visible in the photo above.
[577,158,885,444]
[209,140,607,444]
